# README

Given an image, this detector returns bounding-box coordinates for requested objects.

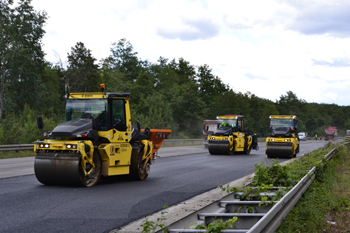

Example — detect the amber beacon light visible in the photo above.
[100,84,105,92]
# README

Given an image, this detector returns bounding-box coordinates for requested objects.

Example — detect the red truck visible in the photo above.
[325,127,338,141]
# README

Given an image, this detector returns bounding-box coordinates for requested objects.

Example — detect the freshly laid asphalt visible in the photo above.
[0,140,330,233]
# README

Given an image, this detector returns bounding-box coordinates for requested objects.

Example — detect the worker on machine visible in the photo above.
[292,119,299,140]
[293,119,298,130]
[220,122,229,128]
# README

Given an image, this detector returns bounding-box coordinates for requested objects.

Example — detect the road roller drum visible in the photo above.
[266,143,294,158]
[35,153,82,186]
[34,152,102,187]
[208,141,231,155]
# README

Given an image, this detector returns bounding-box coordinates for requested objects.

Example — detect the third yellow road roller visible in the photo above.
[266,115,299,158]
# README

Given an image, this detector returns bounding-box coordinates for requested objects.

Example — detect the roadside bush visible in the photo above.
[0,105,63,144]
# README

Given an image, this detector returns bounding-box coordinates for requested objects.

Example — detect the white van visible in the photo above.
[298,132,307,141]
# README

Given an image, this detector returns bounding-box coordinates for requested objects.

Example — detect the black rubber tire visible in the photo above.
[292,145,299,158]
[79,151,102,187]
[244,145,251,155]
[130,147,149,181]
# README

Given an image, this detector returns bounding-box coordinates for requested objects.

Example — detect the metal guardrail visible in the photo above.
[163,144,344,233]
[1,139,346,151]
[0,140,203,152]
[0,140,204,152]
[248,167,317,232]
[162,139,204,146]
[0,144,34,151]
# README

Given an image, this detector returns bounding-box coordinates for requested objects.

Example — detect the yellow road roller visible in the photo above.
[207,115,258,155]
[266,115,299,158]
[34,85,171,187]
[346,130,350,139]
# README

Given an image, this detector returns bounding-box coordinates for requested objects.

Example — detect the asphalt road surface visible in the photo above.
[0,140,331,233]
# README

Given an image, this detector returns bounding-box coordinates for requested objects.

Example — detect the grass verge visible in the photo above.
[0,150,35,159]
[276,143,350,232]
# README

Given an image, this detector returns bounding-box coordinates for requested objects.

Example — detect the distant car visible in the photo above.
[298,132,307,141]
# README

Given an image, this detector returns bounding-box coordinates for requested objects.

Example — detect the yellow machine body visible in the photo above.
[34,91,170,187]
[346,130,350,139]
[266,115,299,158]
[207,115,257,155]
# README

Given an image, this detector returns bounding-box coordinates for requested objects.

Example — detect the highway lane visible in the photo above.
[0,145,208,179]
[0,157,34,179]
[0,140,331,233]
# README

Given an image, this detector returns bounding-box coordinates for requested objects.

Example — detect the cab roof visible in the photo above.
[269,115,296,119]
[66,92,132,99]
[217,115,244,119]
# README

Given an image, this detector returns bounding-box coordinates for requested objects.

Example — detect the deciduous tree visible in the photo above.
[109,38,143,83]
[0,0,47,120]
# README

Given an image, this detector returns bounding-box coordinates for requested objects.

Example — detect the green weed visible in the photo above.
[277,144,350,232]
[141,206,169,233]
[0,150,34,159]
[193,217,238,233]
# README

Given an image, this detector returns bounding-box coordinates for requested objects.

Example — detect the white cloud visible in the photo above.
[30,0,350,106]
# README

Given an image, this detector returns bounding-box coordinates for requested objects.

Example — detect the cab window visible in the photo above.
[112,99,126,131]
[244,119,248,131]
[237,119,242,131]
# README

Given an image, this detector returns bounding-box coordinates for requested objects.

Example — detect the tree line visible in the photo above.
[0,0,349,145]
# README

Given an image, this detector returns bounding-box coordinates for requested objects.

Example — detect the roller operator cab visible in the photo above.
[266,115,299,159]
[34,85,171,187]
[346,130,350,139]
[207,115,258,155]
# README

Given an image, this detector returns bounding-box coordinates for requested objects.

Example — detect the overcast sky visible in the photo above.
[30,0,350,106]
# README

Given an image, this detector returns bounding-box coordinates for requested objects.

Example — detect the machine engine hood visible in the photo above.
[270,127,292,137]
[51,119,93,138]
[213,127,232,136]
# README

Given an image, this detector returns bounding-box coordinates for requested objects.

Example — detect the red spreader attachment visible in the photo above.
[141,129,172,158]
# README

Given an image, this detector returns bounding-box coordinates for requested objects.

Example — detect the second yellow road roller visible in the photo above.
[266,115,299,158]
[207,115,258,155]
[34,84,171,187]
